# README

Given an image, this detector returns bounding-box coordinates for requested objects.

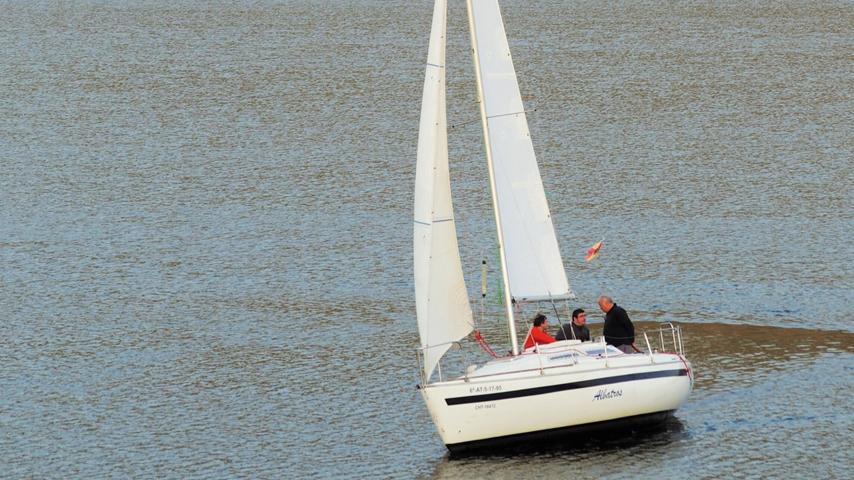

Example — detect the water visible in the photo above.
[0,0,852,478]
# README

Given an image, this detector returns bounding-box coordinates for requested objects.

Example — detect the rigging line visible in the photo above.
[448,117,480,130]
[474,330,509,358]
[492,245,503,306]
[454,208,477,329]
[550,301,563,327]
[479,251,486,328]
[518,305,532,349]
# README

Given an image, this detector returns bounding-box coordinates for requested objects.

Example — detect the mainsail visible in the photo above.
[469,0,572,302]
[414,0,473,380]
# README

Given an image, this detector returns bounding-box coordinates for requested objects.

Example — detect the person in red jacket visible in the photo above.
[523,314,557,350]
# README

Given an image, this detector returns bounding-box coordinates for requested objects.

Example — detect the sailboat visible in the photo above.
[413,0,693,453]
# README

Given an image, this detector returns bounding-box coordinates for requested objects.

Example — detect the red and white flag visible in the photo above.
[586,238,604,262]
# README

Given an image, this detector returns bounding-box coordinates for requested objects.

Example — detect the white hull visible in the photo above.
[413,0,694,452]
[419,341,693,451]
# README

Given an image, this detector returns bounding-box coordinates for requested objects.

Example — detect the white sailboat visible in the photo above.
[413,0,693,453]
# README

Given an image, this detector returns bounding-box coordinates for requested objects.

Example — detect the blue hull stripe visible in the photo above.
[445,369,687,405]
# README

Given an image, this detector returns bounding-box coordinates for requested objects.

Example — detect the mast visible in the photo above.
[465,0,519,355]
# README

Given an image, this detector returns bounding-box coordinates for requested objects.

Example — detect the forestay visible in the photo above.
[469,0,573,302]
[413,0,473,381]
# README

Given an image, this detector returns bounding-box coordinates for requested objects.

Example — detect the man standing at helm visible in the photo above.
[599,295,642,354]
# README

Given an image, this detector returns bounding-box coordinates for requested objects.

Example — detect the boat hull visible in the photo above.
[420,355,692,452]
[444,410,675,453]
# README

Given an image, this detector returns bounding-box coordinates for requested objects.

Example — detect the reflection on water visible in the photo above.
[431,417,687,478]
[447,415,688,457]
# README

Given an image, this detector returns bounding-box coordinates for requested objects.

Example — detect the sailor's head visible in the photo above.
[533,314,548,328]
[598,295,614,313]
[572,309,586,325]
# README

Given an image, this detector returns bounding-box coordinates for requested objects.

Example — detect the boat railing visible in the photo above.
[655,323,685,356]
[597,323,686,363]
[416,341,473,385]
[417,324,686,385]
[600,336,609,367]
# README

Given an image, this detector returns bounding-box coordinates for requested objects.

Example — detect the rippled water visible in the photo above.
[1,0,852,478]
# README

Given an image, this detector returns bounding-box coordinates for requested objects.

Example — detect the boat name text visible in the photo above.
[592,389,622,401]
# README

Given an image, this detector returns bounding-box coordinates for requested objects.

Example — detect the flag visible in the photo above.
[586,238,604,262]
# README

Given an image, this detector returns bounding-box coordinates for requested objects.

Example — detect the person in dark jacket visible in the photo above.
[555,308,590,342]
[599,296,642,354]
